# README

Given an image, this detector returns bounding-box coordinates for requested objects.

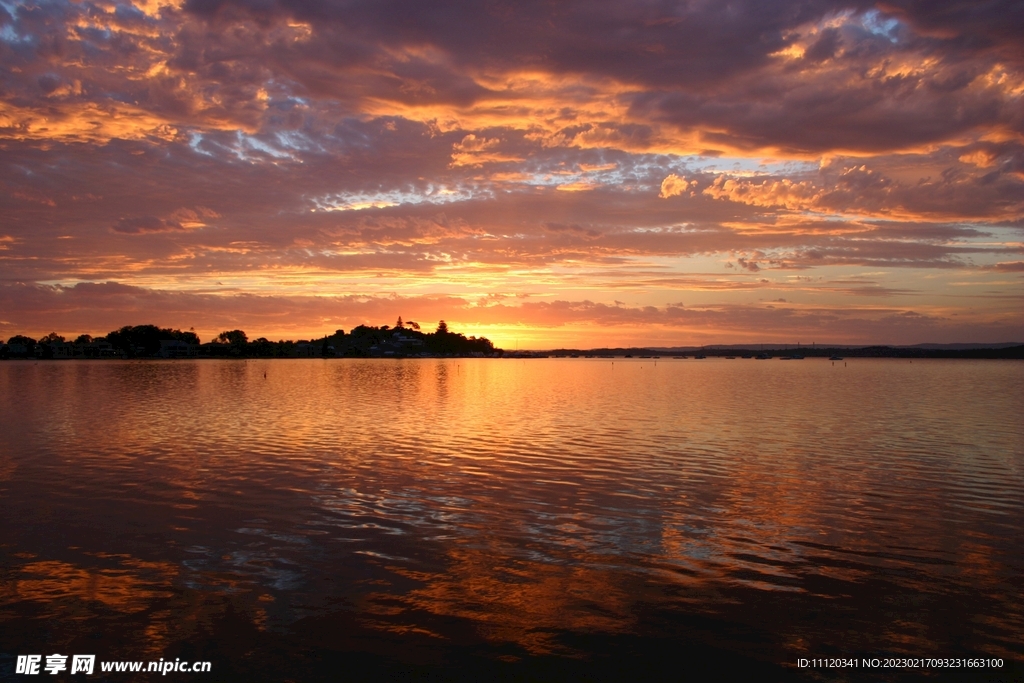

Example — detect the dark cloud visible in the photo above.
[113,216,185,234]
[167,1,1024,154]
[804,27,842,62]
[543,222,601,239]
[3,1,1020,151]
[881,0,1024,64]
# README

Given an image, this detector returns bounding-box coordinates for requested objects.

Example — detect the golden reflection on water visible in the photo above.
[12,558,177,613]
[387,546,638,656]
[1,358,1022,667]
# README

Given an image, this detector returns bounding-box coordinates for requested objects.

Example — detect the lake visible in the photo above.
[1,358,1021,681]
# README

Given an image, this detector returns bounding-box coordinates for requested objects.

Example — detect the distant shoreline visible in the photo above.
[3,347,1022,360]
[4,322,1022,361]
[535,345,1024,360]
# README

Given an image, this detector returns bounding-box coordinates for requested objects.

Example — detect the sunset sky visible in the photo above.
[1,0,1022,348]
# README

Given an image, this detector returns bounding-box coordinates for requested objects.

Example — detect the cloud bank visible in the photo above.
[1,0,1021,346]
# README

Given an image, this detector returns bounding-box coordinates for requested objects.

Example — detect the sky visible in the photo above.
[1,0,1022,348]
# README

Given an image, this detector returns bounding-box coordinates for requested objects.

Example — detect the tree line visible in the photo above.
[1,319,499,359]
[3,325,199,359]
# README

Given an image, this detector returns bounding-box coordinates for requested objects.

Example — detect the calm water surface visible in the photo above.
[1,359,1022,681]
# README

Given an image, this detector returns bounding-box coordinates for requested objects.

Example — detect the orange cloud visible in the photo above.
[658,173,693,198]
[703,176,823,211]
[450,134,523,167]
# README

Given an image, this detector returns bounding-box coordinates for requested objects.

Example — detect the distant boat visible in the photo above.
[694,354,706,359]
[829,355,843,360]
[625,354,633,358]
[755,353,770,360]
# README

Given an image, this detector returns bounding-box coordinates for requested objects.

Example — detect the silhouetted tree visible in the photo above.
[248,337,271,357]
[36,332,66,359]
[216,330,248,345]
[216,329,248,356]
[74,334,93,345]
[436,320,449,335]
[7,335,36,346]
[108,325,166,357]
[108,324,202,357]
[4,335,37,358]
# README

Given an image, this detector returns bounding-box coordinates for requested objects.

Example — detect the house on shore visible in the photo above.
[84,339,119,357]
[159,339,197,358]
[49,341,75,358]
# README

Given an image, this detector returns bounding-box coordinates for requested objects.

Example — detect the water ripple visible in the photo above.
[1,358,1021,666]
